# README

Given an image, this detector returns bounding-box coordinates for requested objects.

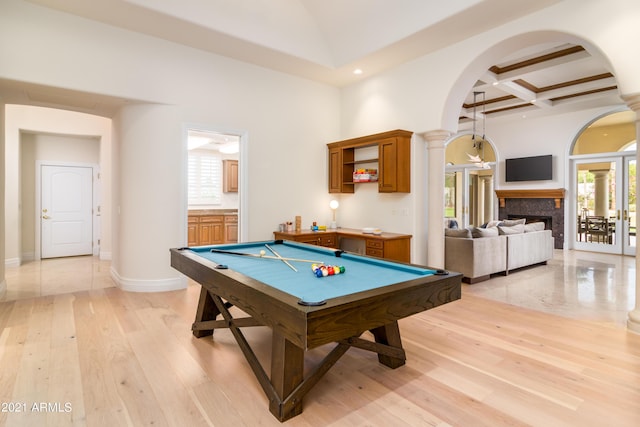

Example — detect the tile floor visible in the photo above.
[1,250,636,328]
[463,249,636,328]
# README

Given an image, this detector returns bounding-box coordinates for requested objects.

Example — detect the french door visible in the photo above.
[572,154,635,255]
[445,165,495,229]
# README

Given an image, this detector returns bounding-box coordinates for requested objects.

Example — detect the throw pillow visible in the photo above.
[445,228,472,238]
[498,223,525,235]
[501,218,526,226]
[472,227,499,238]
[524,222,545,232]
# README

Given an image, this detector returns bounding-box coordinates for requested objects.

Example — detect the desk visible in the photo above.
[274,228,412,262]
[170,240,461,421]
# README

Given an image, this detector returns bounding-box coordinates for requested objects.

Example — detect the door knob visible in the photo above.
[42,215,51,219]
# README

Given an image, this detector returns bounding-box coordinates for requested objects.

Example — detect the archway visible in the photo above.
[438,31,621,243]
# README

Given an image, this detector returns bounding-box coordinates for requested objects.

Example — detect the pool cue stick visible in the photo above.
[209,248,323,264]
[264,244,297,272]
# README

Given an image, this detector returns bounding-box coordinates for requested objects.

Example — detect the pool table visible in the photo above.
[170,240,461,421]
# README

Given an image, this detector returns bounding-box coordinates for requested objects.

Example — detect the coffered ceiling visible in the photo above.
[460,43,621,127]
[6,0,626,125]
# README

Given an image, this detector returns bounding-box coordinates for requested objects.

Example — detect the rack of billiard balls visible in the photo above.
[311,263,345,277]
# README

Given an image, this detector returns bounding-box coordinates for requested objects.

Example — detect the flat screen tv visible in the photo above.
[505,155,552,182]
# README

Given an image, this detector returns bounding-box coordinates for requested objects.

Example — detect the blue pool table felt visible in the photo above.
[190,241,436,304]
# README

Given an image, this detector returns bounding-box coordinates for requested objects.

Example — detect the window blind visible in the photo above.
[188,151,222,205]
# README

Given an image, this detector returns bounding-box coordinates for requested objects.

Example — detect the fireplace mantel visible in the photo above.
[495,189,565,209]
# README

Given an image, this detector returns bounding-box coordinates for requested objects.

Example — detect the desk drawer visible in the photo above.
[366,248,384,258]
[366,239,383,249]
[319,236,336,247]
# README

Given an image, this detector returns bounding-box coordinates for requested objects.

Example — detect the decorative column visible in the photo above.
[623,93,640,333]
[592,170,610,217]
[423,130,451,269]
[112,103,186,292]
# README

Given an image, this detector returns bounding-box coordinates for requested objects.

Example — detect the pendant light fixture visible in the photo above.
[467,91,489,168]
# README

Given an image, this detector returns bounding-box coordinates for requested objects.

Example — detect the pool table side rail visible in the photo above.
[304,273,462,348]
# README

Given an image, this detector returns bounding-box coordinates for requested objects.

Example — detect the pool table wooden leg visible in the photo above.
[192,287,219,338]
[370,321,406,369]
[270,331,304,421]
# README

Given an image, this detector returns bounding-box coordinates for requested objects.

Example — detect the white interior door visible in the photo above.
[41,165,93,258]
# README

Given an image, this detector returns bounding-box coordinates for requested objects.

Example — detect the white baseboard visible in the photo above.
[110,267,187,292]
[5,258,21,268]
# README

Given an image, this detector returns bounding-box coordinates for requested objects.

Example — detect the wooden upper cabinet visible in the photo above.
[223,159,238,193]
[327,130,411,194]
[378,136,410,193]
[328,147,343,193]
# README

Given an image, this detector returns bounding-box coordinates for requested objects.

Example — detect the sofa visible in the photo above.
[444,220,554,283]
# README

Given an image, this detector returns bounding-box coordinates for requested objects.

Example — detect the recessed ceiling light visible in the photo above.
[353,69,363,75]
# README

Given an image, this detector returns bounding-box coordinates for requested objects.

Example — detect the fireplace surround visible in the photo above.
[496,189,565,249]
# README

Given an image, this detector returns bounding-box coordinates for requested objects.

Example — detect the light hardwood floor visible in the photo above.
[0,252,639,426]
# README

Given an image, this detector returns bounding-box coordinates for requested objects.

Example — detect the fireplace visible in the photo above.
[496,189,565,249]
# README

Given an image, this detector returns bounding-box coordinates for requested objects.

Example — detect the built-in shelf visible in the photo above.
[345,158,378,165]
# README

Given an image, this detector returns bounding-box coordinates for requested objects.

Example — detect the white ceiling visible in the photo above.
[7,0,626,125]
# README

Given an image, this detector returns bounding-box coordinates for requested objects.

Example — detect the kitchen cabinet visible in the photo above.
[188,210,238,245]
[223,160,238,192]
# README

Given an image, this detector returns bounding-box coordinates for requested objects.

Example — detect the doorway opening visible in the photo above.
[18,132,102,263]
[185,127,246,246]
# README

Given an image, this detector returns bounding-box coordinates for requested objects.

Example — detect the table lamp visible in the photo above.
[329,200,339,229]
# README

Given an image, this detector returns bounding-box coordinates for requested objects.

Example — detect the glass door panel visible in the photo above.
[623,157,636,255]
[574,158,622,254]
[444,166,494,229]
[444,170,468,228]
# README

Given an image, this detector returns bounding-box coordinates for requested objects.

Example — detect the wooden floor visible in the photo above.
[1,258,639,426]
